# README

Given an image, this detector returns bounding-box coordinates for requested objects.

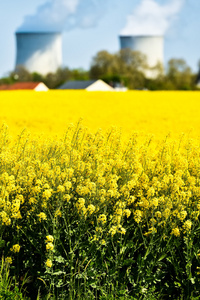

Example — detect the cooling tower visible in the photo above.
[15,32,62,75]
[119,35,164,78]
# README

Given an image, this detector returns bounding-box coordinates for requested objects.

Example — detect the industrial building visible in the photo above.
[14,30,164,80]
[15,32,62,75]
[119,35,164,78]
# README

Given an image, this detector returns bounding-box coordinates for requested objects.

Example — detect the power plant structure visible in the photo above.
[15,32,62,75]
[119,35,164,78]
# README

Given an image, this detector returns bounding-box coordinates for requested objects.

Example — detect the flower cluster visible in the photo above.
[46,235,54,252]
[10,244,20,253]
[1,120,200,274]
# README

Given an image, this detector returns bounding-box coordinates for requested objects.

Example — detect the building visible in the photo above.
[119,35,164,78]
[0,82,49,91]
[15,32,62,75]
[58,79,114,91]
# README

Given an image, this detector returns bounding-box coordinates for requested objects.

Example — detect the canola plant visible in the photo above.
[0,91,200,298]
[0,90,200,137]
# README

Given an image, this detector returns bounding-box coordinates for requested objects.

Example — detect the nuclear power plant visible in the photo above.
[119,35,164,78]
[14,31,164,78]
[15,32,62,75]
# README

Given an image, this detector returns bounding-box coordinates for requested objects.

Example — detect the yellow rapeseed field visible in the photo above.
[0,90,200,138]
[1,90,200,298]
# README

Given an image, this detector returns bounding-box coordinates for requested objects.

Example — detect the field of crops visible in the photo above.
[1,90,200,299]
[1,90,200,138]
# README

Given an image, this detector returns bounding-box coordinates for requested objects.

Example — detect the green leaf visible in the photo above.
[122,259,135,267]
[54,256,65,263]
[0,240,5,248]
[190,277,195,284]
[90,283,97,288]
[158,253,167,261]
[52,271,66,276]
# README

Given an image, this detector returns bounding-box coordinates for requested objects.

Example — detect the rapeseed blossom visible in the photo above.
[43,190,52,200]
[182,220,192,233]
[57,185,65,193]
[87,204,96,215]
[45,259,53,268]
[10,244,20,253]
[134,210,143,223]
[98,214,107,224]
[38,212,47,222]
[46,243,54,251]
[5,257,12,264]
[46,235,54,243]
[171,228,180,237]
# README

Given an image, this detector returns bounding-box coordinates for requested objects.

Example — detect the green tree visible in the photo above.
[166,58,194,90]
[31,72,44,83]
[10,66,32,82]
[115,49,147,89]
[70,68,89,81]
[89,49,148,89]
[89,50,115,79]
[43,67,72,89]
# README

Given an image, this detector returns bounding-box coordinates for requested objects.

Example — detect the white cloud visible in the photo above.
[120,0,184,36]
[17,0,105,32]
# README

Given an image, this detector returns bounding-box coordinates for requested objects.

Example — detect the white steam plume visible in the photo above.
[17,0,105,32]
[120,0,184,36]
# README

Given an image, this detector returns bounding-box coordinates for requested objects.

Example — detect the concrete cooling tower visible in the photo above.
[15,32,62,75]
[119,35,164,78]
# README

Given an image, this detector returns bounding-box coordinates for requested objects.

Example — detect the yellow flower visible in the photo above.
[123,209,131,218]
[179,210,187,221]
[147,187,155,199]
[155,211,162,218]
[144,227,157,236]
[43,183,50,189]
[57,185,65,193]
[36,179,42,186]
[127,196,135,205]
[45,259,53,268]
[38,212,47,222]
[46,242,54,251]
[0,211,11,226]
[163,208,171,219]
[42,189,52,199]
[87,204,95,215]
[171,227,180,237]
[119,227,126,235]
[98,214,107,224]
[46,235,54,243]
[92,235,98,241]
[150,198,159,208]
[134,210,143,223]
[64,181,72,191]
[75,198,87,216]
[95,227,102,233]
[109,225,117,236]
[29,197,37,205]
[115,208,123,216]
[55,209,62,218]
[182,220,192,232]
[10,244,20,253]
[5,257,12,264]
[64,194,71,202]
[76,198,85,207]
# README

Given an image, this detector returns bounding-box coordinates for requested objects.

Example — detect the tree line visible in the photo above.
[0,49,199,90]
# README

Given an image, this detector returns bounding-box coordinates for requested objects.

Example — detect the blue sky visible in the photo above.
[0,0,200,77]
